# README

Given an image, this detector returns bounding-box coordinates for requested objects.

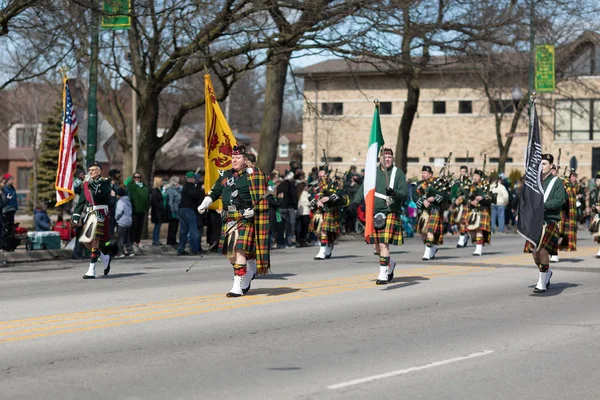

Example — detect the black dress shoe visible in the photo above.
[226,292,242,297]
[376,279,389,285]
[242,283,251,294]
[533,287,546,293]
[82,275,95,279]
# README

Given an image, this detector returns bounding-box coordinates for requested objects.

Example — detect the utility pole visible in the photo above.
[86,2,100,168]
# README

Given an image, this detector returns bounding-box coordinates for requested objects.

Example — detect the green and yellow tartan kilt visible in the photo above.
[321,207,341,234]
[524,222,560,254]
[218,211,256,259]
[369,213,403,246]
[423,210,444,245]
[470,208,491,244]
[559,211,578,252]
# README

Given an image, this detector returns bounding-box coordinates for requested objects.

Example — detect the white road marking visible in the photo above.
[327,350,495,390]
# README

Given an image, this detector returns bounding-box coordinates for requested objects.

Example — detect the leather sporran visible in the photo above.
[467,210,481,230]
[224,220,239,258]
[590,214,600,238]
[417,210,429,234]
[79,212,98,244]
[373,212,386,229]
[311,212,323,234]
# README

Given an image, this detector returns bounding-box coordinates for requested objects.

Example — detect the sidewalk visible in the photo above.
[0,240,178,265]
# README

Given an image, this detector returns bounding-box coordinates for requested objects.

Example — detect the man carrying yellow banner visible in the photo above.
[204,74,237,211]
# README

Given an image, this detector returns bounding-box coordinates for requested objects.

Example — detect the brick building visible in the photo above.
[295,32,600,181]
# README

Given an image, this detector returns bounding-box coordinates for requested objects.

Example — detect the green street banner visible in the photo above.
[101,0,131,30]
[535,44,555,92]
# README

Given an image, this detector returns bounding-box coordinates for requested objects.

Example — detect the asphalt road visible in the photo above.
[1,234,600,399]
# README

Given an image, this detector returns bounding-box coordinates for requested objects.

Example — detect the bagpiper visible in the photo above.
[589,171,600,258]
[71,161,113,279]
[451,165,471,248]
[353,148,408,284]
[309,166,345,260]
[465,169,493,256]
[524,154,566,293]
[415,166,448,260]
[552,169,579,262]
[197,145,270,297]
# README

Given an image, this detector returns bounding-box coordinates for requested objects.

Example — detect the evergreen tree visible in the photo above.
[31,101,82,210]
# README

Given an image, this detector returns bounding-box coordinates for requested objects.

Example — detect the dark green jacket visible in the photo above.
[354,165,408,215]
[126,179,150,215]
[72,177,112,225]
[542,174,567,223]
[208,168,252,208]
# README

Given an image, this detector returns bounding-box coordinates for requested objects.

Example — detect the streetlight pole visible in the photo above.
[86,2,100,168]
[528,0,536,100]
[132,74,137,173]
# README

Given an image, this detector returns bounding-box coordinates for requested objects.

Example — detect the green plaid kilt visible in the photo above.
[321,207,341,234]
[468,208,491,244]
[422,209,444,245]
[369,213,403,246]
[524,222,560,254]
[218,211,256,259]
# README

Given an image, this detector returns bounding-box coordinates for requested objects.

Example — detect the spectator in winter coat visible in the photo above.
[177,172,202,255]
[166,176,182,246]
[277,170,298,247]
[126,172,150,247]
[296,182,311,247]
[3,174,18,230]
[491,179,510,234]
[34,202,51,231]
[150,176,168,246]
[115,187,134,257]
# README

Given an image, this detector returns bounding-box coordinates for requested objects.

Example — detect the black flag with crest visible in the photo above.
[518,98,544,248]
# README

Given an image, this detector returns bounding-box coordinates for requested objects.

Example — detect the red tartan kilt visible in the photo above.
[369,213,403,246]
[524,222,560,254]
[219,213,256,258]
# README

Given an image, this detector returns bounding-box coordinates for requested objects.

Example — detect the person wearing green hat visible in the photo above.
[126,171,150,249]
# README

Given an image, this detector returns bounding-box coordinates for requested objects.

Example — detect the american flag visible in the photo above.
[55,78,78,206]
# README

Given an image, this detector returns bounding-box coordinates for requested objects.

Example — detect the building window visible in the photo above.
[555,99,600,140]
[188,139,203,148]
[490,157,514,163]
[459,101,473,114]
[407,157,420,163]
[320,156,343,162]
[379,102,392,115]
[17,167,32,190]
[455,157,475,163]
[321,102,343,115]
[433,101,446,114]
[490,100,515,114]
[16,126,36,148]
[279,143,289,157]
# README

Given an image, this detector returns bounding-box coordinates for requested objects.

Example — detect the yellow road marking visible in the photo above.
[0,265,494,343]
[471,245,598,266]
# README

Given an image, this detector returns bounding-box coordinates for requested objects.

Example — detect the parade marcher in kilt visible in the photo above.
[353,148,408,285]
[416,166,447,260]
[197,145,270,297]
[466,170,492,256]
[523,154,566,293]
[589,172,600,258]
[72,161,113,279]
[309,167,345,260]
[553,170,579,261]
[451,165,472,248]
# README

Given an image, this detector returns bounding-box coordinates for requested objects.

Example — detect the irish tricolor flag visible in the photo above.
[363,103,385,242]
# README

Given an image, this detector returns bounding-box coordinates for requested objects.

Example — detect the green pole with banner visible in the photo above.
[535,44,555,92]
[101,0,131,30]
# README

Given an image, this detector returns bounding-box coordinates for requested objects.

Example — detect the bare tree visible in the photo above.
[256,0,369,173]
[0,0,41,36]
